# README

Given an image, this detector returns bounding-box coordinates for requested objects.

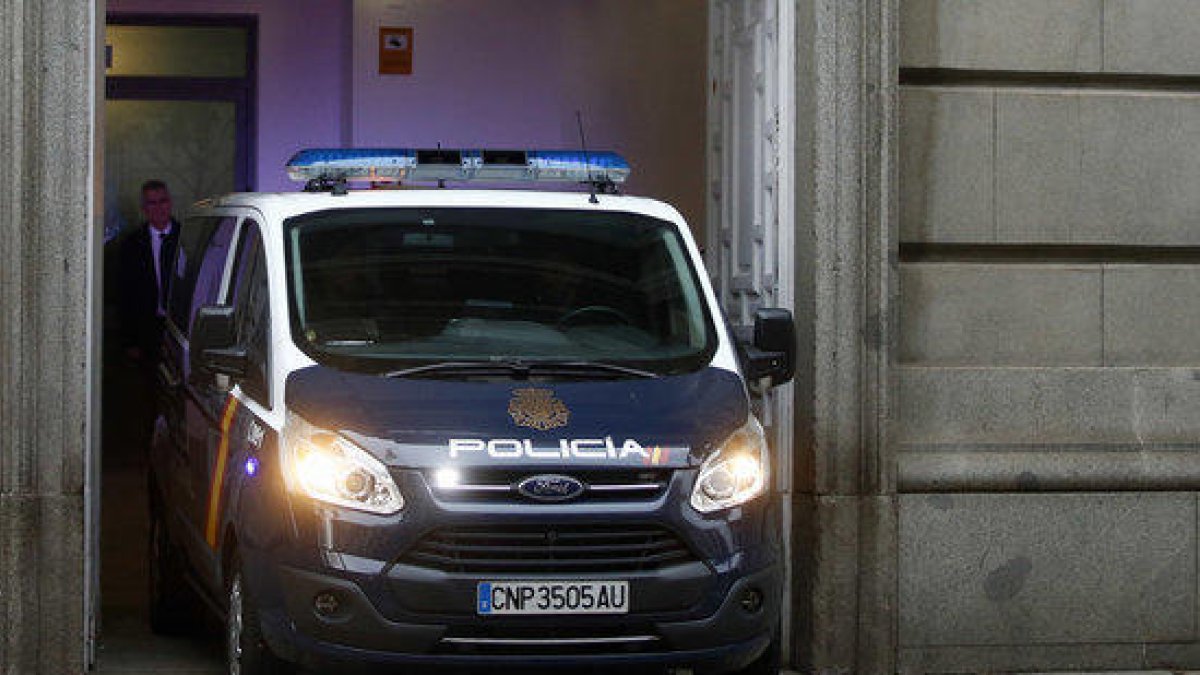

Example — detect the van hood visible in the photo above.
[284,365,749,469]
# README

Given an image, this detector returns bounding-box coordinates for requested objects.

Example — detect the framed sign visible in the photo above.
[379,26,413,75]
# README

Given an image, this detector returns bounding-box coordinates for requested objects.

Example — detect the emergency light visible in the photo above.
[286,148,630,190]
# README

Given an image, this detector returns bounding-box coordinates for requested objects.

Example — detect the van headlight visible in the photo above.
[690,417,769,514]
[282,414,404,515]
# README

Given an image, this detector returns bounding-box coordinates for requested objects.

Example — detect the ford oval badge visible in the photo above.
[517,474,585,502]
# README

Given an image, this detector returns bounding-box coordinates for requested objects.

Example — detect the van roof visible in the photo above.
[191,189,689,227]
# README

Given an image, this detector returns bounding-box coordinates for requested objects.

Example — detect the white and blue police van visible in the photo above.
[148,148,796,674]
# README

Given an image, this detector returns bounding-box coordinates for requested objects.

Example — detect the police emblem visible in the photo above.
[508,388,570,431]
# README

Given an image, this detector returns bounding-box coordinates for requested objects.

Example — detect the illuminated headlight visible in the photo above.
[690,417,769,514]
[282,414,403,515]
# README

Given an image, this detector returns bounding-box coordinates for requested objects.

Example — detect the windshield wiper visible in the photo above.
[382,358,658,380]
[382,360,523,379]
[535,360,659,379]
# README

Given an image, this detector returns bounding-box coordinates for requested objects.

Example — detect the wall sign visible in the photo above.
[379,27,413,75]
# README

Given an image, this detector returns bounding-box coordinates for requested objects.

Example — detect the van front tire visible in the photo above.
[227,556,292,675]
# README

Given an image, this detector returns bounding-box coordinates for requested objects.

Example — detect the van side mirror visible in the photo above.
[190,305,248,380]
[740,308,795,387]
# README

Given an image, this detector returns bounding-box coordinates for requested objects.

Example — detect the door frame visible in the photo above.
[705,0,797,662]
[104,13,258,191]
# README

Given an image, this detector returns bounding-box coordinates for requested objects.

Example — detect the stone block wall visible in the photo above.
[898,1,1200,671]
[0,0,99,672]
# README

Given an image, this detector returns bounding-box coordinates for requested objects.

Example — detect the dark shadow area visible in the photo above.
[98,446,226,674]
[98,238,225,673]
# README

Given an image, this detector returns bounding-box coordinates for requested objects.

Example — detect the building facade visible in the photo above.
[893,1,1200,671]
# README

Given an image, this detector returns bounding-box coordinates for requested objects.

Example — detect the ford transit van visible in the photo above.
[147,149,795,674]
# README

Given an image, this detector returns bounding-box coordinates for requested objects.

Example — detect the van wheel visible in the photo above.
[226,556,292,675]
[148,505,196,635]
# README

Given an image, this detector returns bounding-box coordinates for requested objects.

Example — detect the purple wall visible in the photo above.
[352,0,708,228]
[105,0,708,227]
[107,0,351,191]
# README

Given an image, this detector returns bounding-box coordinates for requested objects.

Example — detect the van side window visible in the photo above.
[169,216,237,336]
[227,220,270,406]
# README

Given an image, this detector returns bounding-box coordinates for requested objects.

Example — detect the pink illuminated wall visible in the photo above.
[105,0,708,227]
[106,0,352,191]
[351,0,707,227]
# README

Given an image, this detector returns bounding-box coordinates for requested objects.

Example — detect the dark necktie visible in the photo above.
[156,230,169,314]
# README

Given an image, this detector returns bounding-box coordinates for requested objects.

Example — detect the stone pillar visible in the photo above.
[792,0,898,672]
[0,0,100,672]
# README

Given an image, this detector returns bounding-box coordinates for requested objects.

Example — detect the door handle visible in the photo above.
[157,362,181,389]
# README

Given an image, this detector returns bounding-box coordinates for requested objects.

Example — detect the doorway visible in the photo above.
[104,14,255,235]
[91,3,719,672]
[99,13,255,672]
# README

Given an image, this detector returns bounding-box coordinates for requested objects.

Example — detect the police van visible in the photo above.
[148,149,796,674]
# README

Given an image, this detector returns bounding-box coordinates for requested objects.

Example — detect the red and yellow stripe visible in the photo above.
[205,396,240,548]
[645,446,670,466]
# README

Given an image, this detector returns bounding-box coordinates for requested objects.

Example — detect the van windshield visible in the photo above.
[284,207,717,376]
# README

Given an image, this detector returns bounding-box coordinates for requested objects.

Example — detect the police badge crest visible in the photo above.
[508,388,570,431]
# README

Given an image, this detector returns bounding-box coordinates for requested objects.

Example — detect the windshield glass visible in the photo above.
[285,207,717,376]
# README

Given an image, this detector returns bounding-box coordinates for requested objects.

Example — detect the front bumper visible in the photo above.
[260,561,781,673]
[237,468,783,672]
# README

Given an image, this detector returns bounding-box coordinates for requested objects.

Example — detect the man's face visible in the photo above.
[141,188,173,230]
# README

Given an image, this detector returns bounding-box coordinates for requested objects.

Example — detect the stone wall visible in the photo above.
[898,1,1200,671]
[791,0,898,671]
[0,0,99,672]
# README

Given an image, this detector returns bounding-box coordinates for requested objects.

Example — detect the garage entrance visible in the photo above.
[92,2,718,673]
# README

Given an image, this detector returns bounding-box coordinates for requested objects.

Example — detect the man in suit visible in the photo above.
[119,179,180,363]
[116,179,180,458]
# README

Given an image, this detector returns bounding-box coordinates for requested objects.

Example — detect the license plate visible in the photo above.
[477,581,629,615]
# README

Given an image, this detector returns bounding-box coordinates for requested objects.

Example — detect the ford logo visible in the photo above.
[516,474,586,502]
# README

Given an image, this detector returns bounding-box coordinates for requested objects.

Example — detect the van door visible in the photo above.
[189,218,271,586]
[158,214,239,573]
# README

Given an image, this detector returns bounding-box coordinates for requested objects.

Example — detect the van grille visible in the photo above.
[425,468,671,504]
[398,523,695,574]
[438,625,661,655]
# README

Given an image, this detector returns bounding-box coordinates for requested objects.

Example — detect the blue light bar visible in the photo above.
[286,148,630,186]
